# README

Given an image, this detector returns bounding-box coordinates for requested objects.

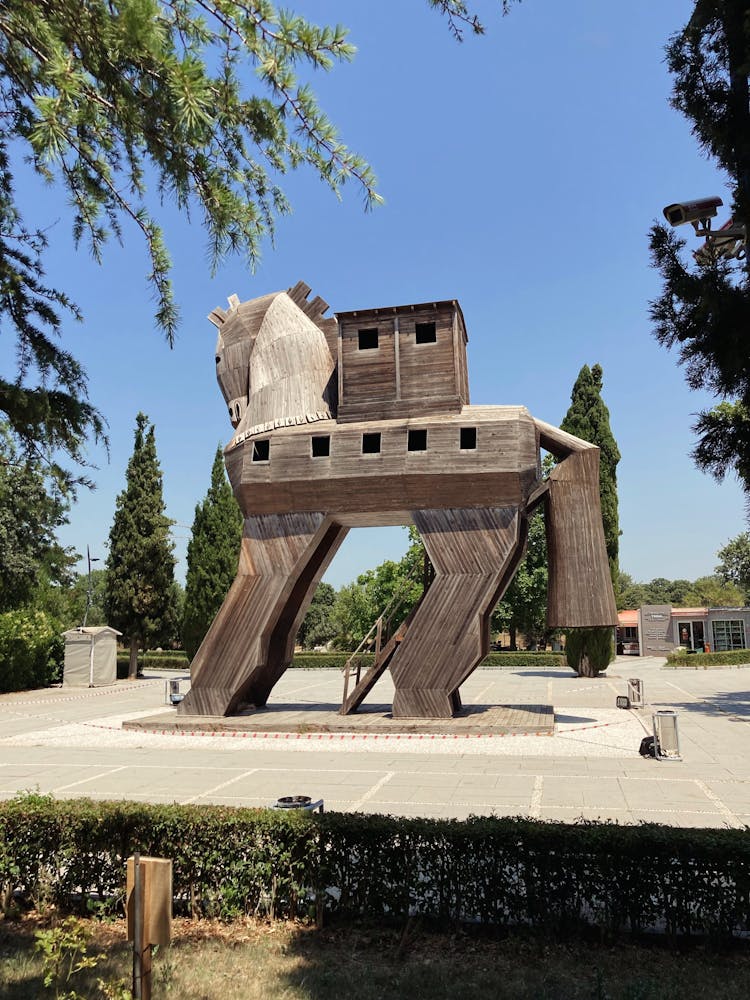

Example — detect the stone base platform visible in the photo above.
[123,702,554,736]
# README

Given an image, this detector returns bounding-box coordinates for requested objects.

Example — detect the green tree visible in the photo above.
[33,567,109,629]
[683,574,745,606]
[716,531,750,597]
[666,579,694,605]
[617,572,649,611]
[104,412,175,677]
[649,2,750,497]
[1,1,507,478]
[0,422,76,611]
[560,364,621,586]
[642,577,673,604]
[331,529,425,650]
[559,363,620,676]
[297,582,337,650]
[182,447,242,659]
[162,579,186,649]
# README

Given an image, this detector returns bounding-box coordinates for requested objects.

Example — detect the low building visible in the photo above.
[616,605,750,656]
[62,626,121,686]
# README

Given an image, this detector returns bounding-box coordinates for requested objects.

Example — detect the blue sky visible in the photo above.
[8,0,747,588]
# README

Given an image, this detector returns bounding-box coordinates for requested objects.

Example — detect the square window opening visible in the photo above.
[460,427,477,450]
[407,429,428,452]
[362,432,381,454]
[311,435,330,458]
[252,439,270,462]
[415,321,437,344]
[358,328,379,350]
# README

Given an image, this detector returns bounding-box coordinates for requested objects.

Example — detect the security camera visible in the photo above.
[663,196,723,228]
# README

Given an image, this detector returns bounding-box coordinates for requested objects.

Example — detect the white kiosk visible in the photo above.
[62,626,121,687]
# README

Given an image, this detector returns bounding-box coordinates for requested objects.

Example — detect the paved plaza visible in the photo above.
[0,657,748,827]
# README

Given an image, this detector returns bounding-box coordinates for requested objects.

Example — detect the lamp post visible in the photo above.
[82,545,100,628]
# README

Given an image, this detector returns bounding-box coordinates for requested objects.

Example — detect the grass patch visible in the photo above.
[1,915,749,1000]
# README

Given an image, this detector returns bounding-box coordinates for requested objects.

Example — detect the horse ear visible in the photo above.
[208,293,239,327]
[208,307,226,328]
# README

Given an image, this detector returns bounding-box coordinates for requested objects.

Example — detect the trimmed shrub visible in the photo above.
[0,610,63,692]
[666,649,750,668]
[565,627,613,677]
[117,651,189,673]
[0,794,316,921]
[480,652,566,667]
[2,794,750,941]
[289,652,566,670]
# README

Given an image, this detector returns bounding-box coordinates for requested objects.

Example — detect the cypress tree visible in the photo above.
[560,364,621,675]
[182,447,243,660]
[560,364,621,586]
[104,413,175,678]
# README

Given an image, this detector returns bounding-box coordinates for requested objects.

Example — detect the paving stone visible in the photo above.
[0,659,748,826]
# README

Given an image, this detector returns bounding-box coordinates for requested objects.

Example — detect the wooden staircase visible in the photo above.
[340,557,432,715]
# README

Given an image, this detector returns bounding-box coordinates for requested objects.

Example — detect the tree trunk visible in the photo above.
[509,626,517,651]
[129,638,139,680]
[577,653,598,678]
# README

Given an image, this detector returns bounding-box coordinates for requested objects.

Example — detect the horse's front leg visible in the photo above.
[178,513,348,716]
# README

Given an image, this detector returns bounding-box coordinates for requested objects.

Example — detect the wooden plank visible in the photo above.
[545,448,618,627]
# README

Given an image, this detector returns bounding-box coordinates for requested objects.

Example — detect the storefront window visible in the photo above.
[711,619,746,651]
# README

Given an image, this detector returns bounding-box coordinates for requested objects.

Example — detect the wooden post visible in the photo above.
[127,856,172,1000]
[131,853,146,1000]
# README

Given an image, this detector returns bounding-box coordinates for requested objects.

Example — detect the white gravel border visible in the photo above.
[0,707,644,757]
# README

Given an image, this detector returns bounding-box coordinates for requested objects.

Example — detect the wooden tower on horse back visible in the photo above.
[178,281,617,720]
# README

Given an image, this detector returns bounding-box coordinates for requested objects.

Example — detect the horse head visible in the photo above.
[209,286,337,436]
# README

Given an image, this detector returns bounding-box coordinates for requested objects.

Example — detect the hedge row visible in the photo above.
[116,652,189,673]
[481,651,566,667]
[111,651,567,674]
[289,652,566,670]
[665,649,750,668]
[2,795,749,940]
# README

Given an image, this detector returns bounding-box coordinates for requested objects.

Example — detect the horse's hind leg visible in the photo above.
[178,513,347,717]
[388,507,526,719]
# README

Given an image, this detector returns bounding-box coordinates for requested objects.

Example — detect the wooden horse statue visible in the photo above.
[178,282,617,719]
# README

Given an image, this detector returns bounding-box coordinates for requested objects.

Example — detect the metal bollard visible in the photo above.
[164,679,184,705]
[653,710,681,761]
[627,678,644,708]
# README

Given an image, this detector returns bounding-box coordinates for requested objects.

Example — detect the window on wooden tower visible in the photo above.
[311,435,331,458]
[358,328,379,350]
[252,439,270,462]
[362,432,381,454]
[415,321,437,344]
[407,429,428,451]
[460,427,477,450]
